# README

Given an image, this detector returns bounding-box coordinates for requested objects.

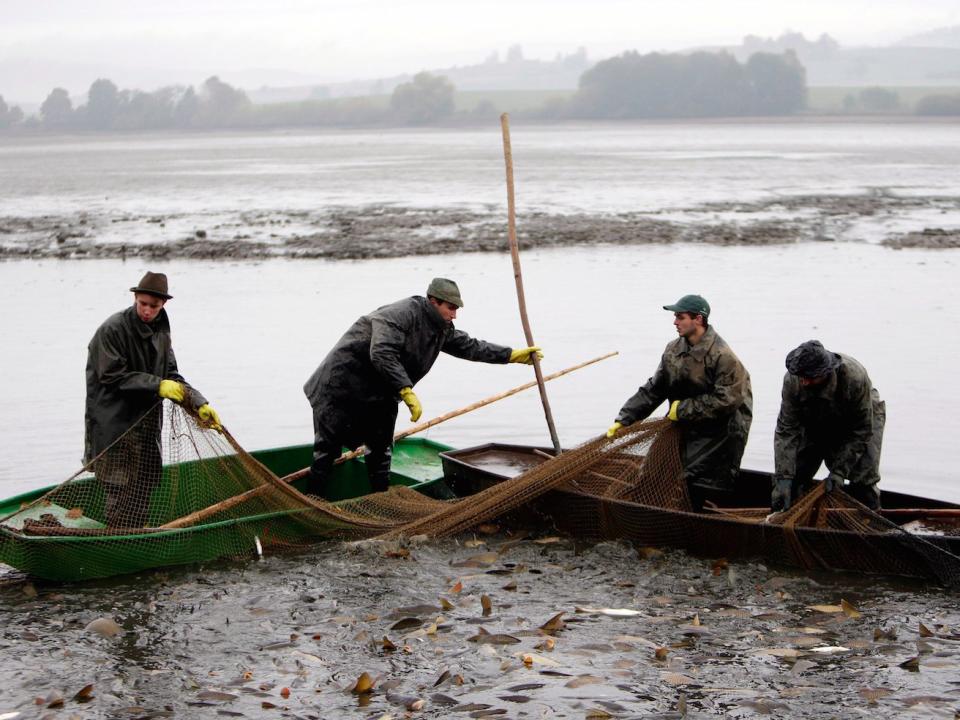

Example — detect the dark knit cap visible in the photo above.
[785,340,841,378]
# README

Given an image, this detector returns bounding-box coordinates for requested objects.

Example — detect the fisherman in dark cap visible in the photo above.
[303,278,543,498]
[85,272,221,527]
[771,340,885,511]
[605,294,753,507]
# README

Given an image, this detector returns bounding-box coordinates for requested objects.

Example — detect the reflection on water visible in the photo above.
[453,448,549,479]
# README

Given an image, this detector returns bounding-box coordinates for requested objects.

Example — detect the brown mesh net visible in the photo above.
[2,404,959,585]
[380,419,679,540]
[0,403,454,580]
[529,424,960,587]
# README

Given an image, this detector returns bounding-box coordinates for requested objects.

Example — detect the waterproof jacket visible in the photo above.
[774,353,883,485]
[304,295,511,413]
[616,326,753,487]
[84,305,205,463]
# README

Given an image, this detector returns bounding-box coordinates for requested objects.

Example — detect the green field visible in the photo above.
[458,87,960,116]
[807,86,960,113]
[248,90,572,121]
[453,89,574,113]
[247,86,958,123]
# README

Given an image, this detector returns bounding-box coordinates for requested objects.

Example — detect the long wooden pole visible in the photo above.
[500,112,562,453]
[159,352,616,529]
[279,351,614,483]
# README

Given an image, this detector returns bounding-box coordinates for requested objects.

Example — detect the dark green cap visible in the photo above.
[427,277,464,308]
[663,294,710,319]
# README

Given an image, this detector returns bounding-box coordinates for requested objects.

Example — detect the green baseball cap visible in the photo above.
[663,294,710,319]
[426,277,464,308]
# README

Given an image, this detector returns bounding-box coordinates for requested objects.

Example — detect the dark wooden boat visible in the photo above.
[440,443,960,583]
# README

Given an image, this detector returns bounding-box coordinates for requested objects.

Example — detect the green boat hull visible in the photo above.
[0,438,450,582]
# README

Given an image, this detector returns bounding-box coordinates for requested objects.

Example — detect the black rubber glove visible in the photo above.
[823,471,844,493]
[771,479,792,512]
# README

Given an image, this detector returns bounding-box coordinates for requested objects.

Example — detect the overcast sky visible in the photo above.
[2,0,958,102]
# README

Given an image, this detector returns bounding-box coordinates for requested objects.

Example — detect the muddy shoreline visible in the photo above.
[2,537,959,719]
[2,192,959,261]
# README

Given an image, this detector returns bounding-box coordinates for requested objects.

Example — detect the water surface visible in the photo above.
[1,242,956,503]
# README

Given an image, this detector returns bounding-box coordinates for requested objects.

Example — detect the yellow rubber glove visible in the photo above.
[668,400,680,421]
[606,421,623,438]
[198,404,222,432]
[399,387,422,422]
[509,346,544,365]
[158,379,185,403]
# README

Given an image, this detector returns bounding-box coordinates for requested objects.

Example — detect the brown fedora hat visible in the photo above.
[130,271,173,299]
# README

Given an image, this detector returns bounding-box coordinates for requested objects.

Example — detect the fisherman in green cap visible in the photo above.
[85,271,222,528]
[605,294,753,508]
[771,340,885,511]
[303,278,543,497]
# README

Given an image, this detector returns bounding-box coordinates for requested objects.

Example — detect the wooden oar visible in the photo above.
[501,112,562,454]
[159,352,616,529]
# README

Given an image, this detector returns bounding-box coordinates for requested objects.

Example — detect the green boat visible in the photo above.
[0,438,451,582]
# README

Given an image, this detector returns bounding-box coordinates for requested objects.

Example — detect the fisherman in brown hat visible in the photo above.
[771,340,885,511]
[303,278,543,498]
[85,271,222,527]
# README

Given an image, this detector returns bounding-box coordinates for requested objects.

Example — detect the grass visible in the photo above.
[807,86,960,113]
[453,89,574,113]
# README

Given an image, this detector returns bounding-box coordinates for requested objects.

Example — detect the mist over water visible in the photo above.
[0,122,958,500]
[1,122,959,250]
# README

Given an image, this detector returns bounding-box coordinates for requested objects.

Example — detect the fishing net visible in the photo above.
[379,419,680,540]
[526,424,960,588]
[759,484,960,586]
[0,403,452,581]
[0,404,674,581]
[2,402,959,586]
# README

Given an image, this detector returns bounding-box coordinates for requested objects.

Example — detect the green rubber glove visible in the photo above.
[158,379,185,403]
[606,421,623,438]
[509,346,544,365]
[399,387,422,422]
[667,400,680,422]
[198,404,222,432]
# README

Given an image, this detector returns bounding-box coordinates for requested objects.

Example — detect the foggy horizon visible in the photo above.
[2,0,959,103]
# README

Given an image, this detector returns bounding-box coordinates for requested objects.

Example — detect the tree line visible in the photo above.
[559,50,806,118]
[0,73,462,132]
[2,49,957,133]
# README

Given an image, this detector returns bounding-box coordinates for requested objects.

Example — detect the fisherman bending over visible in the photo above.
[85,272,221,528]
[605,294,753,509]
[772,340,885,511]
[303,278,542,498]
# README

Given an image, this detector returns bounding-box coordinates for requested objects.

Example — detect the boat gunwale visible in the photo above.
[1,441,451,544]
[439,442,960,511]
[440,442,960,562]
[0,475,448,544]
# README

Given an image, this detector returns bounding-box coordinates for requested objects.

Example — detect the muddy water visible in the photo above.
[3,537,959,719]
